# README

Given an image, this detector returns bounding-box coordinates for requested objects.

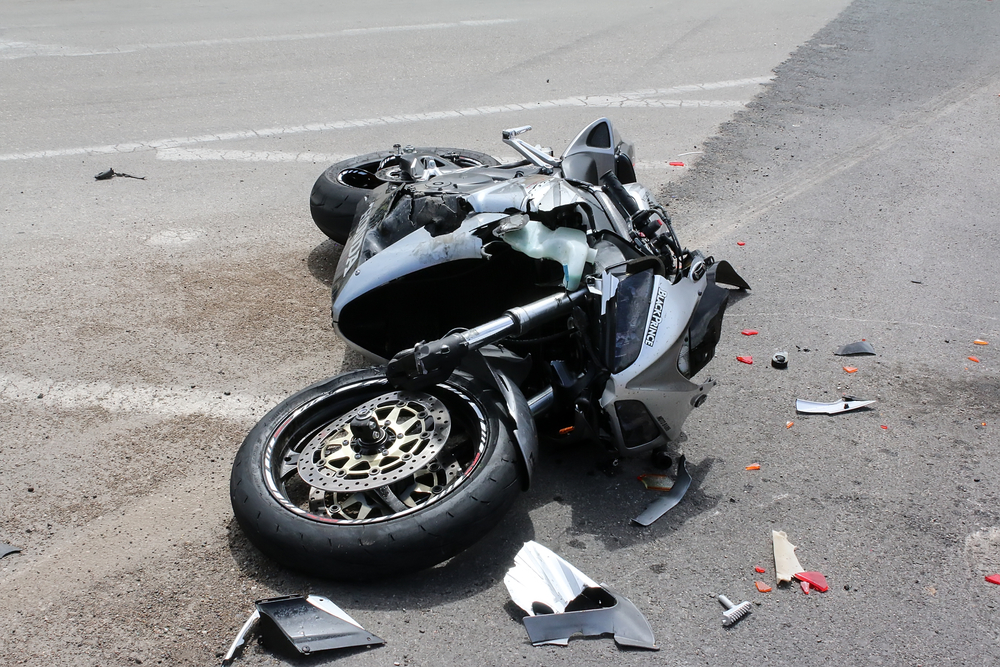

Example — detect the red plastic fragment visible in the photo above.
[737,241,746,246]
[745,463,761,470]
[755,581,772,593]
[986,574,1000,585]
[794,571,829,592]
[755,566,766,573]
[880,425,888,430]
[737,355,753,365]
[969,356,981,363]
[800,580,810,594]
[669,161,685,167]
[741,329,759,336]
[843,366,858,373]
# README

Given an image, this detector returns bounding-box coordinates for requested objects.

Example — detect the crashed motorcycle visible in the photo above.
[230,118,748,578]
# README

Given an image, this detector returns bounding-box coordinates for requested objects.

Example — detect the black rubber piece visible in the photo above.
[309,148,500,243]
[229,367,522,579]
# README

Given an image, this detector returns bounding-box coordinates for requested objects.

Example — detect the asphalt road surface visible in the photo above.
[2,0,999,665]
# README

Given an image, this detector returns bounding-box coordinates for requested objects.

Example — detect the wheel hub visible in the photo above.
[296,391,452,493]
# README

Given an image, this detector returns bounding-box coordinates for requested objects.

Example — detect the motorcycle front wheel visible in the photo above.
[230,367,522,578]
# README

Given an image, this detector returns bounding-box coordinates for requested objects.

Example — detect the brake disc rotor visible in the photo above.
[296,391,451,493]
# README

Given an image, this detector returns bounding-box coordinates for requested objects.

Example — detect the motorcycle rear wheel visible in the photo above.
[309,147,500,243]
[230,367,521,578]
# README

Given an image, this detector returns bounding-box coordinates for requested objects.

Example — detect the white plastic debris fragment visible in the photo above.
[505,540,598,622]
[772,530,805,584]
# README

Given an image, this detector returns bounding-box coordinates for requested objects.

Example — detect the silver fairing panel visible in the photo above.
[601,272,715,452]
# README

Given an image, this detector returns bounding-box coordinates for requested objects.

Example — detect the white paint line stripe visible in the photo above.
[156,148,355,163]
[0,372,281,422]
[0,19,519,60]
[154,147,708,172]
[0,79,766,163]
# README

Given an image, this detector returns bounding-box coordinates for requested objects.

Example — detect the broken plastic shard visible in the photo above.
[741,329,759,336]
[843,366,858,373]
[669,161,685,167]
[974,340,989,345]
[772,530,805,584]
[504,541,657,650]
[755,581,772,593]
[221,595,383,666]
[794,571,829,592]
[785,421,794,428]
[835,341,876,356]
[795,398,876,414]
[755,566,766,574]
[637,474,672,491]
[737,241,746,246]
[986,574,1000,585]
[800,580,811,594]
[631,454,691,526]
[737,355,753,365]
[0,543,20,559]
[745,463,760,470]
[968,356,981,363]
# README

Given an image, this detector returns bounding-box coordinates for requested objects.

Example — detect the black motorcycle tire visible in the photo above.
[309,148,500,243]
[230,367,522,578]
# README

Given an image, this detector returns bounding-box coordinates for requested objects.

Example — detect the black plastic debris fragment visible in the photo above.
[94,168,145,181]
[795,397,875,414]
[632,454,691,526]
[504,541,657,650]
[771,351,788,369]
[0,543,20,559]
[835,341,876,356]
[221,594,383,666]
[523,585,658,649]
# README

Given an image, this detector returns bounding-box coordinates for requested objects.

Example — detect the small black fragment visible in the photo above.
[95,168,146,181]
[0,543,20,559]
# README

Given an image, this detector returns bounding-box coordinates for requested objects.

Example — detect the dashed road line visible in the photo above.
[0,19,519,60]
[0,78,768,162]
[0,372,280,422]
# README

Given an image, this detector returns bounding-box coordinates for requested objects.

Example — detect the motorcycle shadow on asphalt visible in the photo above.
[225,441,721,614]
[306,238,342,287]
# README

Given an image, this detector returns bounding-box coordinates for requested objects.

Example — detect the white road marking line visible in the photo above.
[1,77,767,163]
[0,19,519,60]
[156,148,354,163]
[0,372,281,422]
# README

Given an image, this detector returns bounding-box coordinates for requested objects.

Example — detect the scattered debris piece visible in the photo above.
[737,355,753,365]
[794,571,829,592]
[741,329,759,336]
[637,474,672,491]
[771,351,788,369]
[800,580,811,594]
[880,425,888,430]
[772,531,804,584]
[795,397,876,414]
[745,463,760,470]
[835,341,876,356]
[632,455,691,526]
[785,421,794,429]
[843,366,858,373]
[968,356,981,363]
[504,541,658,649]
[986,574,1000,585]
[737,241,746,246]
[974,340,989,345]
[222,595,383,665]
[755,581,772,593]
[668,161,685,167]
[717,594,752,627]
[94,167,146,181]
[0,543,20,559]
[755,566,766,574]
